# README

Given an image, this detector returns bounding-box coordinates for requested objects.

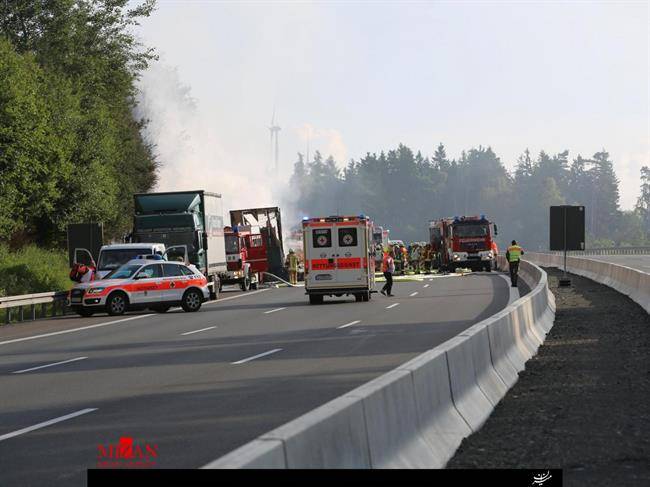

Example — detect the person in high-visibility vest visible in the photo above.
[505,240,524,287]
[286,249,299,285]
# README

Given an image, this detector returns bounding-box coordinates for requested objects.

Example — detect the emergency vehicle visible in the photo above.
[302,215,375,304]
[68,259,210,317]
[223,225,267,291]
[429,215,498,272]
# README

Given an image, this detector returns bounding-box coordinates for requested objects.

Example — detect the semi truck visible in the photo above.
[132,190,227,299]
[429,215,498,272]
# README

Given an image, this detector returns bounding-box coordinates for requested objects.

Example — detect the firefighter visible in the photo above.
[505,240,524,287]
[393,244,402,274]
[410,244,420,273]
[420,244,429,274]
[401,245,408,274]
[286,248,299,285]
[491,240,499,271]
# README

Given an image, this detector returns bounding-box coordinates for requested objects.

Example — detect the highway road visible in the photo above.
[583,254,650,273]
[0,274,512,486]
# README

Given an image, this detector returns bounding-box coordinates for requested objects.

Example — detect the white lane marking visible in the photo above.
[423,284,430,288]
[410,292,418,297]
[264,307,286,314]
[0,408,97,442]
[0,288,272,347]
[386,303,400,309]
[203,288,269,306]
[499,274,520,305]
[337,320,361,329]
[231,348,282,365]
[181,326,217,336]
[13,356,88,374]
[0,315,154,347]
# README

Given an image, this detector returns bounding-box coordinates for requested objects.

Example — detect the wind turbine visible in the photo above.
[269,109,281,172]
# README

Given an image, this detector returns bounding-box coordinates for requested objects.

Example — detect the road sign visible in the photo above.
[550,206,585,251]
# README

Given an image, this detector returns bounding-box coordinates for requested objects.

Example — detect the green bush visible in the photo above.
[0,245,71,297]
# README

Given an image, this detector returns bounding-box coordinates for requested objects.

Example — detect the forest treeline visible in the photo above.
[0,0,158,247]
[288,144,650,250]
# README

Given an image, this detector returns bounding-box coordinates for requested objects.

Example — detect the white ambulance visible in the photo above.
[302,215,375,304]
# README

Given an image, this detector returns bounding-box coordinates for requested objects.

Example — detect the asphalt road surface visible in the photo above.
[583,254,650,274]
[0,274,511,486]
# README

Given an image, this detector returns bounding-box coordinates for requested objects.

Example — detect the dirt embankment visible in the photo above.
[447,267,650,487]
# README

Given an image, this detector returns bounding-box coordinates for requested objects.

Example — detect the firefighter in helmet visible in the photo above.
[286,248,299,285]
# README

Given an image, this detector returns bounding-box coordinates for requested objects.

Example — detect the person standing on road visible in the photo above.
[380,249,395,296]
[286,249,299,285]
[505,240,524,287]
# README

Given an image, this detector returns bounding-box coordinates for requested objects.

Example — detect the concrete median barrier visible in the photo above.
[397,349,472,467]
[202,439,286,468]
[260,395,370,468]
[204,258,556,469]
[526,252,650,315]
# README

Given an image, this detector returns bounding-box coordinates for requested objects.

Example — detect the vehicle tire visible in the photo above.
[152,305,171,313]
[106,292,128,316]
[241,276,251,292]
[354,293,363,302]
[361,291,370,302]
[309,294,324,305]
[76,307,94,317]
[210,276,220,301]
[485,263,492,272]
[182,289,203,312]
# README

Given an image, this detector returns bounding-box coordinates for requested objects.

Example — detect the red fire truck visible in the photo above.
[223,225,268,290]
[303,215,375,304]
[429,215,498,272]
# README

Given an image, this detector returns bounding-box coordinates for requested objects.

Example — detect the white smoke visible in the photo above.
[134,62,278,213]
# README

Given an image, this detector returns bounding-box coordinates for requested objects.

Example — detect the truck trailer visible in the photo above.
[132,190,227,299]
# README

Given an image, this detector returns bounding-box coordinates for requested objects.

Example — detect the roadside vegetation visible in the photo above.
[0,1,157,295]
[289,146,650,249]
[0,245,70,297]
[0,0,158,248]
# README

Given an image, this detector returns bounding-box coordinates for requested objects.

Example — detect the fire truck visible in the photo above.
[303,215,375,304]
[223,225,268,291]
[429,215,498,272]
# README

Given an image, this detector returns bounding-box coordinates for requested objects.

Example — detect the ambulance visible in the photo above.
[302,215,375,304]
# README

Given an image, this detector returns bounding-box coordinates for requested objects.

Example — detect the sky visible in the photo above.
[132,0,649,211]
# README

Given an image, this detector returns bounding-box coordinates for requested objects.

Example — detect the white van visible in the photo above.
[302,216,375,304]
[95,243,166,279]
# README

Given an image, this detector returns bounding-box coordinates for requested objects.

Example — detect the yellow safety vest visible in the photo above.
[288,253,298,270]
[507,245,523,262]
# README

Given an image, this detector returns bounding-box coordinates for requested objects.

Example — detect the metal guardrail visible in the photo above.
[0,291,70,325]
[548,247,650,256]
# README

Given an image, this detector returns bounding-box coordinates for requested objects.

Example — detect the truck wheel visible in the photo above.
[362,291,370,302]
[485,263,492,272]
[182,289,203,312]
[354,294,363,302]
[309,295,323,305]
[241,276,251,292]
[210,276,220,300]
[106,292,128,316]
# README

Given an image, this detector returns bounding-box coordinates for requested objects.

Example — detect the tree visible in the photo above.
[635,166,650,236]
